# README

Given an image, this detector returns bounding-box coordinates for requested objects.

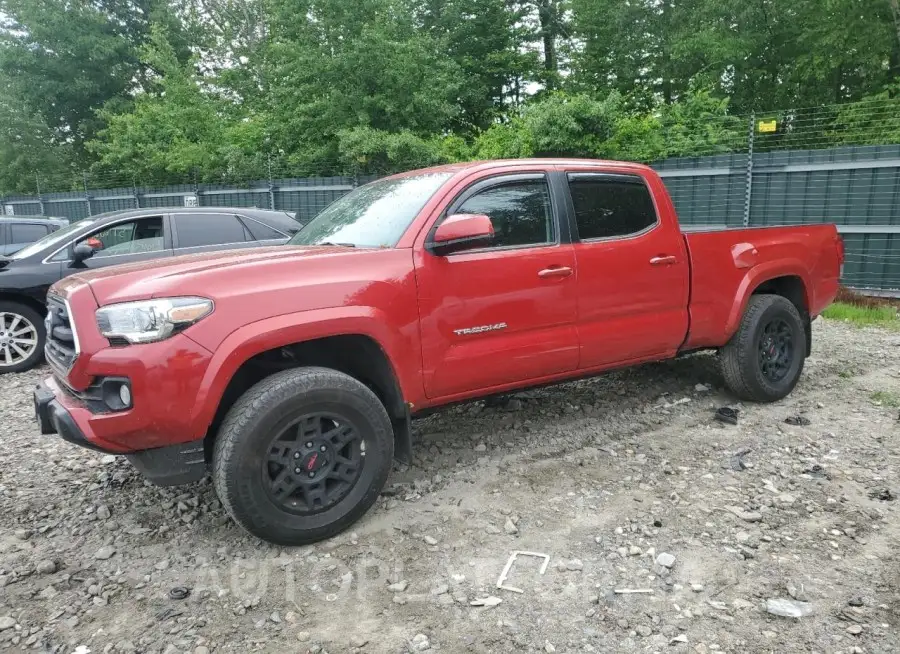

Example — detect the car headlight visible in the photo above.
[96,297,214,344]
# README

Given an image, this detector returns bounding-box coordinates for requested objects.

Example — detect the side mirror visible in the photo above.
[428,213,494,256]
[72,242,96,265]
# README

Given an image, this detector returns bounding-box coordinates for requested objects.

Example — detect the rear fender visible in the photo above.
[189,306,417,434]
[724,260,811,341]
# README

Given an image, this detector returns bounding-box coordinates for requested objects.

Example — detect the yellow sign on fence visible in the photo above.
[758,119,777,133]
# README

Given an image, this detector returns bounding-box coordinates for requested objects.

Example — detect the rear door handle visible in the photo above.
[538,266,573,279]
[650,255,678,266]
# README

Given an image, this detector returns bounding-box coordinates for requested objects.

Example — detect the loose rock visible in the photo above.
[36,559,57,574]
[766,598,813,618]
[94,546,116,560]
[655,552,676,568]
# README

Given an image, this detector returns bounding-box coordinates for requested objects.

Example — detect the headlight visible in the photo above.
[96,297,214,344]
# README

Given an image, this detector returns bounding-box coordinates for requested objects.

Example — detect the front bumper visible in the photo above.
[35,377,208,486]
[34,380,110,453]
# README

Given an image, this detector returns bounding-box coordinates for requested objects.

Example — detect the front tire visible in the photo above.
[213,367,394,545]
[719,294,806,402]
[0,302,45,374]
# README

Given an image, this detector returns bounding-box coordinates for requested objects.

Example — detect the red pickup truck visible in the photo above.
[34,159,843,545]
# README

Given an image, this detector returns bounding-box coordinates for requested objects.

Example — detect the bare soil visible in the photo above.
[1,318,898,654]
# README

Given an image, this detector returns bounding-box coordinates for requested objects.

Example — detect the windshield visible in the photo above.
[11,219,96,260]
[289,172,453,248]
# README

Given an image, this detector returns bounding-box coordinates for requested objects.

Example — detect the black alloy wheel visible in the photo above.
[757,318,794,383]
[213,366,394,545]
[263,413,364,514]
[719,294,807,403]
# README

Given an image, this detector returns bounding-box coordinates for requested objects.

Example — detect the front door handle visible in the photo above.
[650,255,678,266]
[538,266,573,279]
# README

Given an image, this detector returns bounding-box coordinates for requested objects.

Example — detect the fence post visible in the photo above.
[743,113,755,227]
[267,155,276,210]
[133,180,142,209]
[83,172,93,217]
[35,174,45,216]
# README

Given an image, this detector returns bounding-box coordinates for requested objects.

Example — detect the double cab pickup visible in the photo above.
[34,159,843,545]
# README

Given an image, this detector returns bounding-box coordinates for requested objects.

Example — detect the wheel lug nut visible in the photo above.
[293,452,300,459]
[305,442,313,448]
[320,445,326,452]
[294,467,301,474]
[308,472,315,478]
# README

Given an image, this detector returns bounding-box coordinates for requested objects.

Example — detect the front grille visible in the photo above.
[45,295,79,374]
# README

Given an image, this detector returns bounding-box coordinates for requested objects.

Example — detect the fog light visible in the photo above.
[119,384,132,408]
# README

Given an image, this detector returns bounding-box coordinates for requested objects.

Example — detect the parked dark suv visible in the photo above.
[0,217,70,255]
[0,207,301,372]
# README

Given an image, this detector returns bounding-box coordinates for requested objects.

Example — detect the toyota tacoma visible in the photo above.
[33,159,843,545]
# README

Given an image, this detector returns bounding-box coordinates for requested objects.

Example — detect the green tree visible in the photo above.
[515,0,570,90]
[414,0,538,132]
[89,26,265,185]
[569,0,900,113]
[336,126,448,175]
[260,0,465,172]
[0,99,77,194]
[0,0,189,160]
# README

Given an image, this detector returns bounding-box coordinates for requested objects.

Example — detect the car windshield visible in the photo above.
[11,219,96,260]
[289,172,453,248]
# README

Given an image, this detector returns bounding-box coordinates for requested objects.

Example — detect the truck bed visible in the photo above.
[681,224,843,350]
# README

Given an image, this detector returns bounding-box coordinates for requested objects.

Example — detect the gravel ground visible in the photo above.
[1,318,899,654]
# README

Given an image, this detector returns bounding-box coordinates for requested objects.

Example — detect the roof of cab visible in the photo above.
[384,158,655,180]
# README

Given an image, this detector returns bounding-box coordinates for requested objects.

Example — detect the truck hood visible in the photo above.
[67,245,373,306]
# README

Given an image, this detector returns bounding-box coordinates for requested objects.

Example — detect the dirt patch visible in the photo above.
[1,318,899,653]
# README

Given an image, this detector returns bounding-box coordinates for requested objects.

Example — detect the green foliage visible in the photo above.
[336,126,447,175]
[656,90,746,158]
[829,84,900,146]
[472,89,743,163]
[417,0,538,132]
[823,302,900,330]
[473,120,535,160]
[1,0,899,193]
[0,100,76,194]
[0,0,188,155]
[870,390,900,406]
[89,26,266,185]
[522,93,621,157]
[260,0,465,174]
[568,0,900,114]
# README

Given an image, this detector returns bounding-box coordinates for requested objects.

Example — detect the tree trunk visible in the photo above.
[536,0,558,88]
[890,0,900,52]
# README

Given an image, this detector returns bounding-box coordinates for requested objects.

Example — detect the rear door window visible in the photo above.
[568,174,658,240]
[174,213,252,248]
[11,223,49,243]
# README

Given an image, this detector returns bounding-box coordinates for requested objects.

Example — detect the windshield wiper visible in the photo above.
[318,241,357,248]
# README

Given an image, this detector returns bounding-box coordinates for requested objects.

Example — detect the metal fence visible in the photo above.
[1,176,372,225]
[2,145,899,295]
[656,143,900,295]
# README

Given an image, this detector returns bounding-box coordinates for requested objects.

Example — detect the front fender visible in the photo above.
[723,259,811,340]
[188,306,420,433]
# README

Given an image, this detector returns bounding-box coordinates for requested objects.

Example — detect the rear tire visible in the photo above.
[719,294,806,402]
[213,366,394,545]
[0,301,45,374]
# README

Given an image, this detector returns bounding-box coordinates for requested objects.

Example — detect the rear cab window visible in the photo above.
[173,213,252,248]
[567,173,658,240]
